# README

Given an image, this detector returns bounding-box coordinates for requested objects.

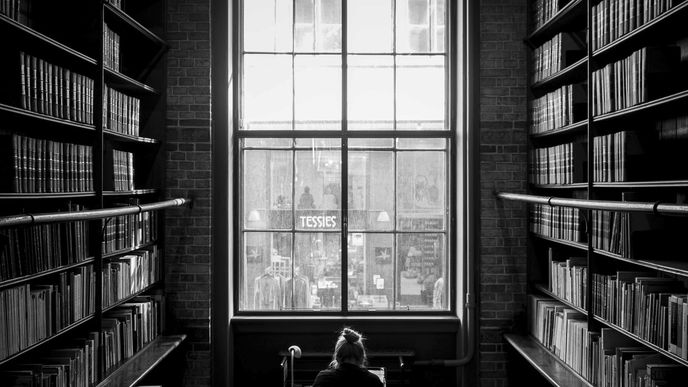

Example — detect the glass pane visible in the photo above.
[295,149,341,230]
[243,138,293,148]
[348,151,394,231]
[396,138,446,149]
[243,150,293,230]
[348,139,395,148]
[295,0,341,52]
[433,0,446,52]
[348,55,394,130]
[348,233,394,310]
[243,0,293,52]
[397,0,429,53]
[295,233,341,310]
[348,0,393,53]
[397,233,447,310]
[397,151,446,230]
[243,55,293,130]
[295,138,341,149]
[396,55,445,130]
[294,55,341,130]
[241,232,292,311]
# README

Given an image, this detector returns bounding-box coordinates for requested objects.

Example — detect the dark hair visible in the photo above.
[330,327,366,368]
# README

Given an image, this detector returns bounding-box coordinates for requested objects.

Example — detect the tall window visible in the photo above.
[238,0,451,312]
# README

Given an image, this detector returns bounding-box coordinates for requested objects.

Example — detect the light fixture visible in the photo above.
[248,209,261,222]
[376,210,390,222]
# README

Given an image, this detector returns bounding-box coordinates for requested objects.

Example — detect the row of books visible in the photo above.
[0,0,28,24]
[0,216,90,282]
[529,294,688,386]
[113,149,134,192]
[529,141,586,185]
[105,86,141,137]
[102,247,159,308]
[0,296,161,386]
[103,296,162,374]
[592,210,624,255]
[531,0,563,31]
[593,131,643,183]
[529,83,586,135]
[19,52,95,124]
[531,33,583,83]
[592,271,688,359]
[592,46,679,116]
[548,251,588,309]
[528,295,596,380]
[102,210,157,254]
[104,24,121,73]
[1,333,98,386]
[106,0,123,10]
[0,265,95,361]
[656,114,688,141]
[529,203,584,243]
[591,0,678,51]
[0,134,93,193]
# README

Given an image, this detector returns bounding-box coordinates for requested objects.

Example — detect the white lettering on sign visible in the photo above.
[299,215,338,229]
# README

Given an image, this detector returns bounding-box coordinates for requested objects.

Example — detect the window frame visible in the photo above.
[232,0,459,316]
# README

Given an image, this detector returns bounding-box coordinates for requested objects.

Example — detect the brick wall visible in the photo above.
[165,0,213,386]
[478,1,529,386]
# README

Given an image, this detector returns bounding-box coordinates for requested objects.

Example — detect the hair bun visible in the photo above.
[342,328,361,344]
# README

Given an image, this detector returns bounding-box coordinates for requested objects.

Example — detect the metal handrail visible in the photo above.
[496,192,688,216]
[0,198,191,227]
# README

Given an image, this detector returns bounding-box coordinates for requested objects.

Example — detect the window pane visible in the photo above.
[244,0,293,52]
[243,55,293,130]
[396,0,444,53]
[349,139,395,149]
[397,233,447,310]
[295,233,341,310]
[348,0,393,53]
[294,55,341,130]
[295,0,341,52]
[295,149,341,230]
[397,151,446,230]
[396,138,446,149]
[348,233,394,310]
[243,150,293,230]
[348,151,394,231]
[396,55,445,130]
[348,55,394,131]
[241,232,293,311]
[243,138,293,148]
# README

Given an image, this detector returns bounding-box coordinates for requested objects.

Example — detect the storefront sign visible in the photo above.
[299,215,338,229]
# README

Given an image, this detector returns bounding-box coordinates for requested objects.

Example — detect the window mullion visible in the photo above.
[340,0,348,313]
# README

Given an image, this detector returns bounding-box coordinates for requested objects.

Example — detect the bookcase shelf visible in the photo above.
[105,68,159,95]
[526,0,585,45]
[529,121,587,140]
[532,234,588,252]
[0,1,179,384]
[592,0,688,59]
[0,314,95,366]
[0,13,96,66]
[531,57,587,92]
[0,102,97,131]
[593,316,688,368]
[97,334,186,387]
[103,3,167,48]
[0,258,95,290]
[504,334,593,387]
[592,88,688,123]
[517,1,688,384]
[533,284,587,315]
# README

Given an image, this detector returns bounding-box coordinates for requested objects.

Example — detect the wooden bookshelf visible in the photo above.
[0,0,180,385]
[504,334,593,387]
[515,0,688,384]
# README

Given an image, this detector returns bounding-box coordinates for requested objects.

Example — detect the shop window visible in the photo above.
[237,0,451,313]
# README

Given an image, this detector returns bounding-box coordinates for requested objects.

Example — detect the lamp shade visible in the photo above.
[248,209,261,222]
[376,210,391,222]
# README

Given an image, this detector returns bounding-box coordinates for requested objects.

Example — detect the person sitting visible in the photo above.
[312,328,384,387]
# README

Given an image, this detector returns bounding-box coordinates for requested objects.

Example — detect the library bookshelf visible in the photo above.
[501,0,688,385]
[0,1,187,386]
